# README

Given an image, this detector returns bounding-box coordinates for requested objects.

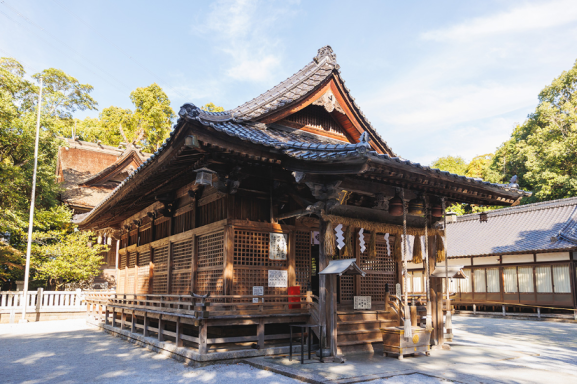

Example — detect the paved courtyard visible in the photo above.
[1,316,576,383]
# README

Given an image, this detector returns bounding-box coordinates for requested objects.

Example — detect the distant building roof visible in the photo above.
[446,197,577,257]
[56,138,151,212]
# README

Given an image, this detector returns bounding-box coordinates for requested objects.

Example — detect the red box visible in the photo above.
[288,286,301,309]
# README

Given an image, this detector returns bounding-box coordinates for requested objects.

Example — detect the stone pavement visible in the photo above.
[1,316,576,383]
[245,316,577,383]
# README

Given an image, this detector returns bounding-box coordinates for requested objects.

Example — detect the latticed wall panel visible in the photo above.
[233,269,287,302]
[358,234,395,272]
[196,270,224,298]
[152,245,169,294]
[360,275,393,302]
[155,218,171,240]
[137,265,150,294]
[170,240,193,294]
[128,251,137,268]
[357,233,397,299]
[139,227,152,245]
[138,249,151,265]
[126,268,136,294]
[119,252,127,269]
[197,232,224,269]
[233,230,287,268]
[295,231,311,291]
[340,275,355,302]
[129,230,138,246]
[117,271,125,294]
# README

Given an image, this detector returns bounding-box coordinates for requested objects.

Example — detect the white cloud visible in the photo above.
[194,0,293,83]
[363,1,577,165]
[422,0,577,42]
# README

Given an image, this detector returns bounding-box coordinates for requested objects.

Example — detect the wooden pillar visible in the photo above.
[166,242,173,294]
[190,235,197,295]
[176,317,183,347]
[158,315,164,342]
[131,310,136,333]
[111,308,116,327]
[143,312,149,337]
[328,274,338,357]
[223,225,234,296]
[198,321,208,354]
[428,234,444,346]
[105,308,110,326]
[287,230,296,288]
[257,318,265,349]
[120,309,126,331]
[318,220,328,351]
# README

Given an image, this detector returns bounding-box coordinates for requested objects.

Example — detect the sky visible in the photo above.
[1,0,577,165]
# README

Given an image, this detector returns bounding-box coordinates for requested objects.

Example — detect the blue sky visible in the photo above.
[2,0,577,164]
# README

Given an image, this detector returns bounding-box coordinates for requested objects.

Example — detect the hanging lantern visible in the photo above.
[408,197,424,216]
[388,193,403,216]
[431,203,443,217]
[194,167,215,186]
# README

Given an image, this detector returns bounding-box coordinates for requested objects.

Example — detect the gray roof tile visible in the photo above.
[447,197,577,257]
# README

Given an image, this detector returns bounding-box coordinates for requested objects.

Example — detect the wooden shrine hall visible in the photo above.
[79,46,530,361]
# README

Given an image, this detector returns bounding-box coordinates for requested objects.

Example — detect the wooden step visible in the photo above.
[338,331,382,343]
[337,337,382,347]
[337,320,397,332]
[337,312,395,322]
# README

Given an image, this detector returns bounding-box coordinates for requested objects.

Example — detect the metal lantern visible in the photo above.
[388,193,403,216]
[194,167,215,186]
[408,197,424,216]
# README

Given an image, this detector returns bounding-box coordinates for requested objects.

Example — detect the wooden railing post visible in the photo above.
[158,315,164,341]
[257,318,265,349]
[105,307,110,325]
[143,311,149,337]
[198,321,207,353]
[385,291,390,312]
[131,310,136,333]
[176,316,183,347]
[112,308,116,327]
[120,308,125,330]
[35,288,43,312]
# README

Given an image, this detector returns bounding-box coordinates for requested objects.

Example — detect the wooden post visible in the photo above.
[287,231,296,288]
[328,274,338,357]
[223,225,234,296]
[143,312,149,336]
[105,308,109,326]
[158,315,164,342]
[385,291,390,312]
[166,242,173,294]
[176,316,183,347]
[257,318,265,349]
[190,235,197,295]
[502,305,506,316]
[35,288,43,312]
[318,220,328,352]
[198,321,208,354]
[131,310,136,333]
[120,308,125,330]
[410,305,418,327]
[111,308,116,327]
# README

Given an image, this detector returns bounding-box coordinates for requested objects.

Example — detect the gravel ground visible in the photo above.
[1,316,575,383]
[0,319,298,384]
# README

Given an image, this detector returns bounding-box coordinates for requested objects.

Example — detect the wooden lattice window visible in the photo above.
[359,233,396,272]
[361,275,394,301]
[197,232,224,269]
[126,269,135,294]
[233,230,287,268]
[340,275,355,303]
[117,272,125,294]
[295,231,311,291]
[152,245,169,294]
[127,251,137,268]
[170,240,193,294]
[233,269,287,302]
[174,210,194,234]
[119,252,127,269]
[139,249,151,265]
[137,265,150,294]
[196,270,223,298]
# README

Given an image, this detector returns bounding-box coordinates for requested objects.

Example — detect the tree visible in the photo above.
[489,59,577,202]
[33,230,106,290]
[201,102,225,112]
[431,156,468,176]
[0,57,103,289]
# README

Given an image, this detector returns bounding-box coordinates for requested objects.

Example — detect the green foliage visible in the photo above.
[0,57,104,289]
[489,59,577,202]
[73,83,175,152]
[431,156,468,176]
[201,102,225,112]
[33,230,106,290]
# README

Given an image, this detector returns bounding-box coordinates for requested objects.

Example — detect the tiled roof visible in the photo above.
[446,197,577,257]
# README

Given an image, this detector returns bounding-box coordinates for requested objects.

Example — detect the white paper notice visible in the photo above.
[269,233,288,260]
[253,286,264,303]
[268,270,288,288]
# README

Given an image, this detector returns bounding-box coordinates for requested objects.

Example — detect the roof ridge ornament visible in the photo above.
[179,103,201,119]
[314,45,337,64]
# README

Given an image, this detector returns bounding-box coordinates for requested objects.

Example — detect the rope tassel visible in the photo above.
[412,235,423,264]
